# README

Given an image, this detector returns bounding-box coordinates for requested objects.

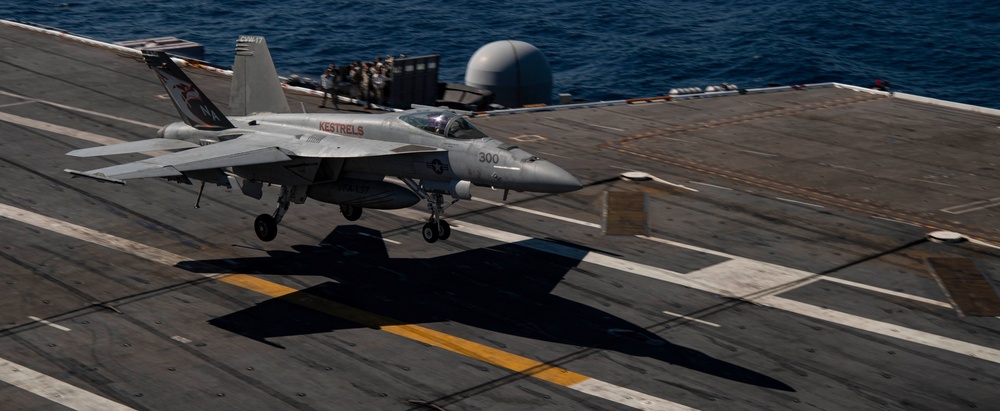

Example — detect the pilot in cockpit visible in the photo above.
[428,114,448,135]
[400,111,487,139]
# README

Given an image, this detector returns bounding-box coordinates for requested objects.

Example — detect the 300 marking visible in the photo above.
[478,152,499,164]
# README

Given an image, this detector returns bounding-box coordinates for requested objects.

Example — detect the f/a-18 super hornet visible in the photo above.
[64,36,581,243]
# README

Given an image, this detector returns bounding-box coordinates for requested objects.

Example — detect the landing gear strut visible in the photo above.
[420,193,452,243]
[254,185,293,242]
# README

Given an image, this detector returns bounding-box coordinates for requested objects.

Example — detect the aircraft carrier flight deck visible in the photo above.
[1,21,998,410]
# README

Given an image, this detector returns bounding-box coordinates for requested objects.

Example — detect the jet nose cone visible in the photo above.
[528,160,583,193]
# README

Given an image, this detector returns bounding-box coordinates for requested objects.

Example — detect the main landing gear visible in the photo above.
[253,185,293,242]
[251,181,458,244]
[253,188,366,242]
[340,204,363,221]
[420,193,452,243]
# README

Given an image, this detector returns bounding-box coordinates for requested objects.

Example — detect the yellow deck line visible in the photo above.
[218,274,589,386]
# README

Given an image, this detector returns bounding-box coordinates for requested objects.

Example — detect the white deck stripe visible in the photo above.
[27,316,71,332]
[0,101,35,109]
[941,197,1000,215]
[0,111,169,156]
[661,310,721,328]
[0,91,161,129]
[0,204,190,267]
[776,197,825,208]
[687,181,733,191]
[757,296,1000,361]
[639,235,951,308]
[871,216,922,227]
[969,238,1000,251]
[357,231,402,244]
[0,111,127,146]
[473,198,602,228]
[821,277,951,308]
[0,358,135,411]
[569,378,698,411]
[648,175,698,192]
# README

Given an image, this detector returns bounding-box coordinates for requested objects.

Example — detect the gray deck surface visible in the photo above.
[1,22,999,410]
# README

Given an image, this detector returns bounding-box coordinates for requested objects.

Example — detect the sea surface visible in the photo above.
[4,0,1000,108]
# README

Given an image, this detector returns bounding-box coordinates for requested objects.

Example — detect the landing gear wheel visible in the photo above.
[340,205,363,221]
[438,220,451,240]
[421,222,439,243]
[254,214,278,242]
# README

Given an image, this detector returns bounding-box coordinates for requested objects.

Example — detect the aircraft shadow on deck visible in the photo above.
[177,226,793,391]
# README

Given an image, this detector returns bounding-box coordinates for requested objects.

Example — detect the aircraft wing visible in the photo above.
[65,138,291,184]
[238,133,445,158]
[67,138,200,157]
[64,133,445,184]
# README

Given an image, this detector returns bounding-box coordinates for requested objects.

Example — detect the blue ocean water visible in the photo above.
[4,1,1000,108]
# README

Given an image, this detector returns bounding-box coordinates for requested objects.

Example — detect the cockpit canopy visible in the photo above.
[400,111,488,140]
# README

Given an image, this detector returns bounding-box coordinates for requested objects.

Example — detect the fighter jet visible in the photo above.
[64,36,581,243]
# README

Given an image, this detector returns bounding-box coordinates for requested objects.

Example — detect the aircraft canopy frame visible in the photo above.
[399,111,488,140]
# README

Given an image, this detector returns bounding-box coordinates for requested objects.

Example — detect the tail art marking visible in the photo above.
[143,50,234,130]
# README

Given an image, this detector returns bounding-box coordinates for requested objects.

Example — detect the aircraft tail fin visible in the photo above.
[229,35,290,116]
[143,50,235,131]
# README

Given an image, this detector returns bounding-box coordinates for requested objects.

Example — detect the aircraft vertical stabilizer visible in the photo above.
[229,35,291,116]
[144,50,235,130]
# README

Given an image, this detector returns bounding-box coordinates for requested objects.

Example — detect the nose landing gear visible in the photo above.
[419,193,453,243]
[420,195,452,243]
